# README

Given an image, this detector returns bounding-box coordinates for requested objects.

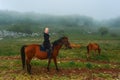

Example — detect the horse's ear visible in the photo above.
[62,36,68,39]
[62,34,68,38]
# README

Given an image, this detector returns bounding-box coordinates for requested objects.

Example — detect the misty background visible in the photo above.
[1,0,120,20]
[0,0,120,38]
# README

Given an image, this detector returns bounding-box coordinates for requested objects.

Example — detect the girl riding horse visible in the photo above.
[21,37,71,74]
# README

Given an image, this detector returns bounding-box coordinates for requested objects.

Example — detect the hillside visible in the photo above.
[0,10,120,38]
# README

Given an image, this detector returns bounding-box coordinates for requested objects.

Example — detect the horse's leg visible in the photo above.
[94,50,97,56]
[47,58,51,71]
[27,64,31,74]
[87,46,90,59]
[53,57,59,71]
[98,48,101,55]
[26,59,31,74]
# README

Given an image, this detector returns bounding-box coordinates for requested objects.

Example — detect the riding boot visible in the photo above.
[46,49,51,59]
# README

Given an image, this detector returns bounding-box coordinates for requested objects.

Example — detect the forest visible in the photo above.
[0,10,120,38]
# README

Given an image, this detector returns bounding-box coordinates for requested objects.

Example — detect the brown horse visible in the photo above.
[87,43,101,58]
[70,43,81,49]
[20,37,71,74]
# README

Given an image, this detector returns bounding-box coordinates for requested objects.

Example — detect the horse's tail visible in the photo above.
[21,45,26,70]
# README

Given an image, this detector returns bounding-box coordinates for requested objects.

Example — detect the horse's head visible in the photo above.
[61,37,72,49]
[52,36,72,49]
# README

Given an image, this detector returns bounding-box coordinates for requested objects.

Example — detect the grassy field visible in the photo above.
[0,36,120,80]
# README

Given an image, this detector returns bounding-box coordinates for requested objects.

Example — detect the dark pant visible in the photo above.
[43,43,52,58]
[46,48,52,58]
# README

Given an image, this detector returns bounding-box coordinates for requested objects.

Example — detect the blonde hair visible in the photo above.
[44,27,49,33]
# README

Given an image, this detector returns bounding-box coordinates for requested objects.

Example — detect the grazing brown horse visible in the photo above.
[21,37,71,74]
[70,43,81,49]
[87,43,101,58]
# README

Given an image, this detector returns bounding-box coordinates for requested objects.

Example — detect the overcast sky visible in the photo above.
[0,0,120,20]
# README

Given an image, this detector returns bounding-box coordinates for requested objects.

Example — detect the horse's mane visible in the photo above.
[52,37,66,48]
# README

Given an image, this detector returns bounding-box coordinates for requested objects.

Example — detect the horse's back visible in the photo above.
[24,44,39,56]
[25,44,40,51]
[27,44,40,47]
[88,43,99,50]
[24,44,48,59]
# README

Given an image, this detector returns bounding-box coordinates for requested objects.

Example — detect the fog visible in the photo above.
[0,0,120,20]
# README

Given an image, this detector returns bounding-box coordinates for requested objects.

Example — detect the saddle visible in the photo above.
[40,45,46,51]
[40,45,53,58]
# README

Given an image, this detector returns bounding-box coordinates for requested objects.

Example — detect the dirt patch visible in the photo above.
[60,58,120,65]
[0,56,20,60]
[31,67,120,75]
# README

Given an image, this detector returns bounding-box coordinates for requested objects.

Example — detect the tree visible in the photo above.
[7,24,33,34]
[98,27,109,36]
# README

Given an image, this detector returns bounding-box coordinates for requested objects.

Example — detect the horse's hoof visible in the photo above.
[47,67,50,72]
[56,69,59,72]
[47,70,50,72]
[28,72,31,75]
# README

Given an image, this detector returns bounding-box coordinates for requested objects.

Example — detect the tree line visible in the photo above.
[0,10,120,37]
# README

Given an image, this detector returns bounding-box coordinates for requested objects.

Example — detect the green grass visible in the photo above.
[0,36,120,79]
[0,37,120,63]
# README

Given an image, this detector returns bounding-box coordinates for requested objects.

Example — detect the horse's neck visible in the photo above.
[54,44,63,50]
[53,43,63,55]
[56,44,63,50]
